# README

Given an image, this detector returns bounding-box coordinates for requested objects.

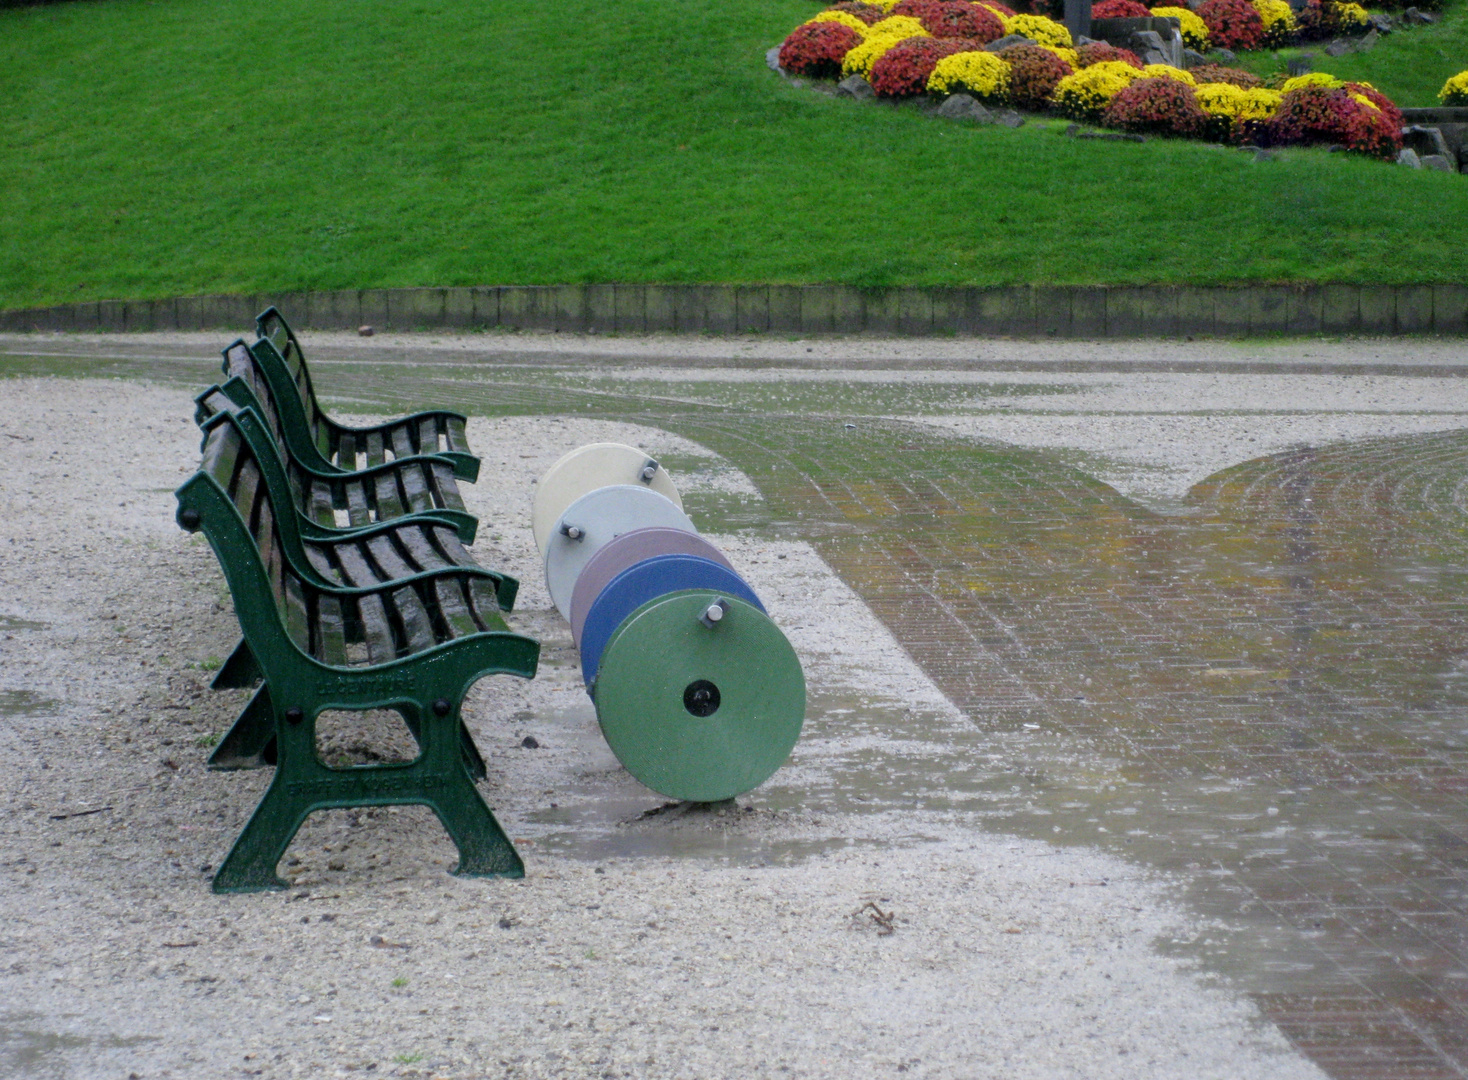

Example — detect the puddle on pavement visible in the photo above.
[0,1012,158,1079]
[0,615,48,632]
[0,690,61,717]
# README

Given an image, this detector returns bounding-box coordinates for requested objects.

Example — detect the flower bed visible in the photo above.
[774,2,1409,162]
[1442,71,1468,107]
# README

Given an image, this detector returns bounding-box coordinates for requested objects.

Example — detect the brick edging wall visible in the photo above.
[2,283,1466,337]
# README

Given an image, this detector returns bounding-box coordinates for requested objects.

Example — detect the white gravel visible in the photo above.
[0,363,1340,1080]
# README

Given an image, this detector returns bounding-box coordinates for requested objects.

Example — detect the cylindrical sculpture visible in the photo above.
[532,443,805,802]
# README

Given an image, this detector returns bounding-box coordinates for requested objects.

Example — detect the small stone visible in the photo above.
[766,46,782,72]
[1357,28,1379,50]
[936,93,994,123]
[994,109,1025,128]
[1286,54,1314,76]
[1064,123,1082,136]
[1323,38,1353,57]
[835,74,875,100]
[1421,154,1454,172]
[357,325,374,337]
[1074,34,1099,46]
[1366,12,1392,32]
[1401,6,1436,22]
[985,34,1036,52]
[328,858,345,871]
[520,735,540,748]
[1209,47,1236,62]
[1182,48,1208,68]
[1141,48,1169,65]
[1253,148,1279,162]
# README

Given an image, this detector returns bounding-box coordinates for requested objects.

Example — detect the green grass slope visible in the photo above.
[2,0,1466,307]
[1234,0,1467,104]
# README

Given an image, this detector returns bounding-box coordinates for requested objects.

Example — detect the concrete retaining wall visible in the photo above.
[2,283,1465,337]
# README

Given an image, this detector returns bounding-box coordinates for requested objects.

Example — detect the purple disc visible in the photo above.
[569,527,734,645]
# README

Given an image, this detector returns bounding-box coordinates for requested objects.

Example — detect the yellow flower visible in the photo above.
[927,49,1013,98]
[866,0,905,11]
[1003,13,1073,48]
[1281,71,1342,93]
[1330,1,1369,25]
[865,14,929,39]
[1253,0,1296,32]
[841,34,904,78]
[1044,45,1081,69]
[1438,70,1468,106]
[1051,61,1142,120]
[1350,92,1379,111]
[1142,64,1195,84]
[1194,81,1248,117]
[1149,6,1210,50]
[809,10,871,34]
[1237,87,1282,119]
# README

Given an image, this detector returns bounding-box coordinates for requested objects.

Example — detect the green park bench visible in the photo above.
[196,341,478,543]
[253,306,479,482]
[177,406,538,892]
[200,404,513,778]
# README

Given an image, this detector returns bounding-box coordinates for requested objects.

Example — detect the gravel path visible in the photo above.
[0,368,1335,1080]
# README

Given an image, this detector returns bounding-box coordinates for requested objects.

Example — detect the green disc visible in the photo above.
[593,591,805,803]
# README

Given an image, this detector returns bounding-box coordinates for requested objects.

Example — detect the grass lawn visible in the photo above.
[2,0,1467,308]
[1231,0,1468,105]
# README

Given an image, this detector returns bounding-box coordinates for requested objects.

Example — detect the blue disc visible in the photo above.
[579,554,763,688]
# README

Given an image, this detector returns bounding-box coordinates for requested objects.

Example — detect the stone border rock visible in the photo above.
[2,283,1466,337]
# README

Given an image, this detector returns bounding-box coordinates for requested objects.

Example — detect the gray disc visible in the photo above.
[569,527,735,646]
[543,485,696,620]
[531,443,682,556]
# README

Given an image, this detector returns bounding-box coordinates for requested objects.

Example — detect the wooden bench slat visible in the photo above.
[391,586,437,654]
[400,462,434,513]
[418,417,440,456]
[445,416,469,455]
[466,578,509,632]
[284,574,310,653]
[390,425,415,461]
[365,535,416,580]
[342,479,371,528]
[303,543,340,584]
[334,543,383,588]
[232,458,261,526]
[201,424,242,489]
[432,525,477,567]
[337,431,358,473]
[316,595,347,665]
[364,431,386,469]
[434,578,480,638]
[397,526,451,572]
[307,480,336,527]
[373,469,406,520]
[356,592,397,663]
[429,462,466,511]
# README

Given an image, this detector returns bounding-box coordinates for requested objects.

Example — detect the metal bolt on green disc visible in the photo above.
[593,591,805,803]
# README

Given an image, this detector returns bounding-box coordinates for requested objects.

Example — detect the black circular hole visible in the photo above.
[682,679,721,718]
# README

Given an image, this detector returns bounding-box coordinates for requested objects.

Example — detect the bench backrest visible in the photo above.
[256,307,332,455]
[196,414,315,658]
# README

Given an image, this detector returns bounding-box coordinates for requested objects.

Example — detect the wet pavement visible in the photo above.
[4,334,1468,1079]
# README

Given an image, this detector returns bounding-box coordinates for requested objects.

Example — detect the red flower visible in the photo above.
[1196,0,1264,50]
[1186,63,1262,87]
[890,0,1007,41]
[870,36,977,97]
[1263,85,1403,159]
[999,43,1073,109]
[1092,0,1153,17]
[826,1,887,25]
[1347,82,1402,132]
[974,0,1017,15]
[1102,76,1208,137]
[1075,41,1144,69]
[778,21,864,79]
